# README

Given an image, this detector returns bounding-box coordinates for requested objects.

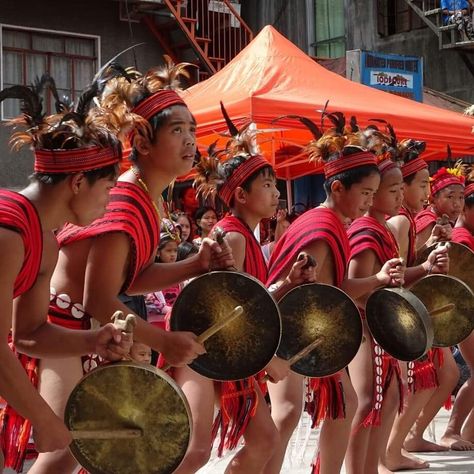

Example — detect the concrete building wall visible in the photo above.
[241,0,311,53]
[345,0,474,103]
[0,0,164,188]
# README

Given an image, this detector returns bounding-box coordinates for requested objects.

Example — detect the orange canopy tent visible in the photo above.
[180,25,474,181]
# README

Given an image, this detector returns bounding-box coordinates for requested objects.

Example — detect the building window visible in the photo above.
[377,0,426,37]
[1,26,99,119]
[314,0,345,58]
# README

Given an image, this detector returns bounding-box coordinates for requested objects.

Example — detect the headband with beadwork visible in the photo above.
[324,150,377,179]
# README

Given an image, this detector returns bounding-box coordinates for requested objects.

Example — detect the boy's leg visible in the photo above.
[319,369,357,474]
[225,386,279,474]
[384,363,432,471]
[28,357,83,474]
[406,348,461,451]
[369,374,399,474]
[441,335,474,449]
[263,371,304,474]
[173,366,215,474]
[345,334,374,474]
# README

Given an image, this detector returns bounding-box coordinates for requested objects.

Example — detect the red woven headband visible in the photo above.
[34,145,121,174]
[132,90,186,120]
[378,158,398,175]
[431,176,464,195]
[401,157,427,179]
[324,151,377,179]
[465,183,474,198]
[219,154,270,206]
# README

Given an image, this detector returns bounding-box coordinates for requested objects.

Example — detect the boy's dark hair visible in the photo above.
[323,147,379,195]
[31,163,119,185]
[219,155,276,207]
[177,241,199,261]
[465,194,474,208]
[403,173,417,185]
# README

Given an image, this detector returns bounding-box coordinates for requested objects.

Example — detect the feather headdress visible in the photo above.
[128,55,192,122]
[194,103,270,207]
[0,63,139,173]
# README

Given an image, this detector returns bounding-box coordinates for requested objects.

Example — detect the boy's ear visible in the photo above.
[134,134,152,156]
[234,186,247,205]
[330,179,345,195]
[69,172,86,194]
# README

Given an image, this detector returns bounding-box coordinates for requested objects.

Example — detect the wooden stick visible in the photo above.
[429,303,455,317]
[262,338,323,383]
[196,305,243,344]
[71,428,142,440]
[162,306,244,371]
[287,338,323,366]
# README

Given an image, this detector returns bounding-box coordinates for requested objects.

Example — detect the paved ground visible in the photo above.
[196,409,474,474]
[14,409,474,473]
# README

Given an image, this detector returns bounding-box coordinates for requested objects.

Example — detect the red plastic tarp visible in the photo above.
[180,25,474,180]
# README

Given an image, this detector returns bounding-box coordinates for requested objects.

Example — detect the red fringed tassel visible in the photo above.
[409,356,438,393]
[1,351,39,472]
[358,345,404,431]
[311,452,320,474]
[305,374,345,429]
[212,377,259,456]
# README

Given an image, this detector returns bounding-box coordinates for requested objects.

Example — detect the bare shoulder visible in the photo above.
[0,227,25,269]
[224,231,246,250]
[387,215,409,240]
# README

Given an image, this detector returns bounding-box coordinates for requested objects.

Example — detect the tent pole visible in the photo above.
[286,179,293,213]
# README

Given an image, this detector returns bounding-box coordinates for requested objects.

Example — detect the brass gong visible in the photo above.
[411,274,474,347]
[366,288,433,361]
[170,271,281,381]
[65,362,191,474]
[416,241,474,292]
[277,283,362,377]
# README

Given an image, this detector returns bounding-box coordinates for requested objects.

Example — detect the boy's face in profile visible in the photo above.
[130,342,152,364]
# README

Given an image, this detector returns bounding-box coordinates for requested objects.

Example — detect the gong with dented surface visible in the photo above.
[277,283,362,377]
[170,271,281,381]
[65,361,191,474]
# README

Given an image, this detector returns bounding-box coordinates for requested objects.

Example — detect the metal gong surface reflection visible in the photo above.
[65,362,191,474]
[170,271,281,381]
[411,274,474,347]
[366,288,432,361]
[277,283,362,377]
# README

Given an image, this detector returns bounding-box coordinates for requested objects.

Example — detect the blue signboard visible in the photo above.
[359,51,423,102]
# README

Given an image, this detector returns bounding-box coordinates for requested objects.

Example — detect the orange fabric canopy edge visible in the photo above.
[177,25,474,181]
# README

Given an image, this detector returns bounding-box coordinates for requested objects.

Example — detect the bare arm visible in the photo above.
[83,231,205,366]
[0,230,71,450]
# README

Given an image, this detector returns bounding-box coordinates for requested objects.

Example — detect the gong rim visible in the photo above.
[277,283,363,377]
[170,271,282,381]
[416,241,474,293]
[411,274,474,347]
[366,288,433,361]
[65,361,192,474]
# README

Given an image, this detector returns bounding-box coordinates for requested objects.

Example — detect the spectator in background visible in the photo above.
[174,212,194,243]
[261,209,297,262]
[193,207,218,247]
[441,0,474,40]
